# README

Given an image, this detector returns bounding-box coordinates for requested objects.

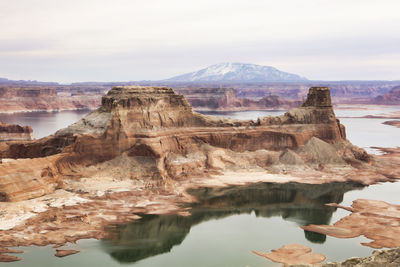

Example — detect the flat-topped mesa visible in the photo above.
[98,86,212,130]
[101,86,191,111]
[0,123,33,141]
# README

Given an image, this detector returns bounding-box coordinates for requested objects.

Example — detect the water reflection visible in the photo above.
[103,182,363,264]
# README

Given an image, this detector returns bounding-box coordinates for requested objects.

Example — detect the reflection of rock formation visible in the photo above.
[0,123,33,141]
[0,86,378,201]
[103,182,362,263]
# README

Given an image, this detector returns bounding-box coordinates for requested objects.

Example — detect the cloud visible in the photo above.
[0,0,399,82]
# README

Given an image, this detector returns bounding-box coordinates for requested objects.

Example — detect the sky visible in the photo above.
[0,0,399,83]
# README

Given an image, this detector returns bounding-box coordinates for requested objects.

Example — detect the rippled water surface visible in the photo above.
[2,106,400,267]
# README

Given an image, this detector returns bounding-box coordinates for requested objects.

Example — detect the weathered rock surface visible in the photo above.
[302,199,400,249]
[0,247,23,262]
[252,243,326,265]
[293,248,400,267]
[0,123,33,141]
[0,86,354,202]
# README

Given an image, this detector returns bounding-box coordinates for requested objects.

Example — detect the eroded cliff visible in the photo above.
[0,86,386,203]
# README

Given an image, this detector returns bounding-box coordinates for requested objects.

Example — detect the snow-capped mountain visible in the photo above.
[166,63,307,82]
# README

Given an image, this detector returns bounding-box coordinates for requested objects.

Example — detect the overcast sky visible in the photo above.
[0,0,399,82]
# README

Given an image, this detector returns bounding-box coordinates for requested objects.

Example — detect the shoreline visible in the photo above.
[0,152,399,261]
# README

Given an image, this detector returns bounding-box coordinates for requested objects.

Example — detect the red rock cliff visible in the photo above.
[0,86,352,201]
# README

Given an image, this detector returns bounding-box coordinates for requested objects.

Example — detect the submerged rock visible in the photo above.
[54,249,80,257]
[252,243,326,265]
[302,199,400,249]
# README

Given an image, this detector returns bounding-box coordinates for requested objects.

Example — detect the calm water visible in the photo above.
[2,106,400,267]
[0,110,90,139]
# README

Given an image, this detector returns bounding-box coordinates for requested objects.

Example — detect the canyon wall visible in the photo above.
[0,80,399,113]
[0,86,368,202]
[371,86,400,105]
[0,85,107,113]
[174,87,300,110]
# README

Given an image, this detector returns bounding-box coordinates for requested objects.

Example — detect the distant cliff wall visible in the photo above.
[0,123,33,141]
[0,86,106,113]
[371,86,400,105]
[175,87,300,110]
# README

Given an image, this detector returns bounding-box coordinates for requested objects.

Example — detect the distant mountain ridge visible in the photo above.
[166,63,308,82]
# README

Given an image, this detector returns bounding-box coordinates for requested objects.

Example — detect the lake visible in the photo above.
[2,106,400,267]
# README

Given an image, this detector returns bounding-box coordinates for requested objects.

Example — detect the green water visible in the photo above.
[7,181,400,267]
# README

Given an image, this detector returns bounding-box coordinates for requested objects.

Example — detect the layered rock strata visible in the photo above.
[174,87,300,110]
[0,123,33,141]
[0,86,103,113]
[0,86,356,201]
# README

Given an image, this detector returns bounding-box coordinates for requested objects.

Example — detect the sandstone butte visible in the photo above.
[0,86,399,262]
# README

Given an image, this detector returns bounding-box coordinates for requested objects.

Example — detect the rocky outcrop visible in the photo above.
[302,248,400,267]
[0,86,384,202]
[0,123,33,141]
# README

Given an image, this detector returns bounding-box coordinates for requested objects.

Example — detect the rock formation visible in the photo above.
[252,243,326,266]
[0,86,390,202]
[0,123,33,141]
[372,86,400,105]
[174,87,300,110]
[0,85,104,113]
[0,86,399,262]
[302,198,400,249]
